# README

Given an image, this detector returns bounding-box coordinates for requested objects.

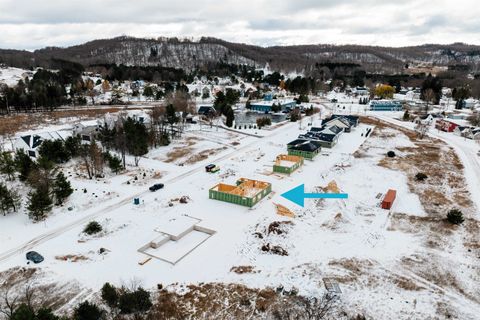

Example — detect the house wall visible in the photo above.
[287,148,319,160]
[273,156,303,174]
[209,181,272,207]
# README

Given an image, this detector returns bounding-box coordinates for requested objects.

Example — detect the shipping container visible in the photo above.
[381,189,396,209]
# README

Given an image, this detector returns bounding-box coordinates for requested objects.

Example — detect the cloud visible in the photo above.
[0,0,478,50]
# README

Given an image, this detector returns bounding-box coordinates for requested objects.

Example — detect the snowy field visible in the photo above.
[1,110,480,319]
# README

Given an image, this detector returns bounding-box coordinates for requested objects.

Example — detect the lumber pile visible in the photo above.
[274,203,295,218]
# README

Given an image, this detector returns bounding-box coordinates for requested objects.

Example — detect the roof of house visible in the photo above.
[324,117,351,128]
[313,133,338,142]
[321,125,343,135]
[332,114,359,126]
[287,139,321,152]
[198,106,216,114]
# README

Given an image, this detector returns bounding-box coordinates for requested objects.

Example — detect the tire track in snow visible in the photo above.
[0,120,304,263]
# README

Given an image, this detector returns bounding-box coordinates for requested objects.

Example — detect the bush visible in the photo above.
[118,287,153,314]
[84,221,103,235]
[73,301,105,320]
[290,112,300,122]
[387,151,396,158]
[447,209,464,225]
[415,172,428,181]
[256,117,271,128]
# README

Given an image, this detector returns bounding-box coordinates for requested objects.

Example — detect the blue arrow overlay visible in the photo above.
[280,184,348,207]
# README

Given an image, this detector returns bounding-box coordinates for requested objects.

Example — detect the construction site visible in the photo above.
[273,154,304,175]
[209,178,272,207]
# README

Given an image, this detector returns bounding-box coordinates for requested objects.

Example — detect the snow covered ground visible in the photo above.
[1,109,480,318]
[0,67,31,86]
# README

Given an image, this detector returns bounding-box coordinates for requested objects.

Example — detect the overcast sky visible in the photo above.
[0,0,478,50]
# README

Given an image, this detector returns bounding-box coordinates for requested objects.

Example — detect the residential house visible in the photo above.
[13,131,69,158]
[72,120,102,143]
[435,119,458,132]
[287,139,322,160]
[198,105,216,116]
[321,125,343,136]
[273,154,304,175]
[249,97,296,113]
[332,115,359,127]
[370,100,403,111]
[300,132,339,148]
[209,178,272,207]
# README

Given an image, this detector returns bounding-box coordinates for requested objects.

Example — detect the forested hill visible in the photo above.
[1,36,480,73]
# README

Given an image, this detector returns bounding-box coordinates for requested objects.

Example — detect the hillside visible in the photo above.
[1,36,480,73]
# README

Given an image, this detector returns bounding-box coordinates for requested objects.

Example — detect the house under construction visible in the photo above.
[209,178,272,207]
[273,154,304,174]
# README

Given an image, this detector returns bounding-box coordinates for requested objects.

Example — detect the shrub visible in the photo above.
[415,172,428,181]
[256,117,271,128]
[84,221,103,235]
[118,287,153,314]
[73,301,105,320]
[387,151,396,158]
[447,209,464,225]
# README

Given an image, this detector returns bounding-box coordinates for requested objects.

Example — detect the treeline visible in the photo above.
[89,64,187,83]
[0,281,154,320]
[0,59,85,113]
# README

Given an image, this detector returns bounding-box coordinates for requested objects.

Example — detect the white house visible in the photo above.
[13,131,69,158]
[323,117,352,132]
[72,120,101,143]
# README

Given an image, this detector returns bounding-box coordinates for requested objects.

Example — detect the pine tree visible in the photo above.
[73,301,105,320]
[447,209,464,225]
[15,151,36,181]
[101,283,119,310]
[0,183,21,215]
[108,154,123,174]
[225,106,234,128]
[27,188,53,221]
[0,151,16,180]
[53,172,73,205]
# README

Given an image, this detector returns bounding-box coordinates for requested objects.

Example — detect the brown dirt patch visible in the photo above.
[0,107,142,136]
[230,266,259,274]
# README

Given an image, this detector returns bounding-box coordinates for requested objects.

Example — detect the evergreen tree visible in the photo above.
[15,151,36,181]
[73,301,105,320]
[64,135,82,157]
[101,283,119,310]
[27,187,53,221]
[107,154,123,174]
[53,172,73,205]
[0,182,21,215]
[403,110,410,121]
[38,139,70,163]
[447,209,464,225]
[11,304,36,320]
[0,151,16,180]
[35,307,60,320]
[225,106,234,128]
[123,117,149,166]
[118,287,152,315]
[421,74,442,105]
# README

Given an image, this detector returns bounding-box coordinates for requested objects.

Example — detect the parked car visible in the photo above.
[26,251,44,264]
[205,164,216,172]
[149,183,164,192]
